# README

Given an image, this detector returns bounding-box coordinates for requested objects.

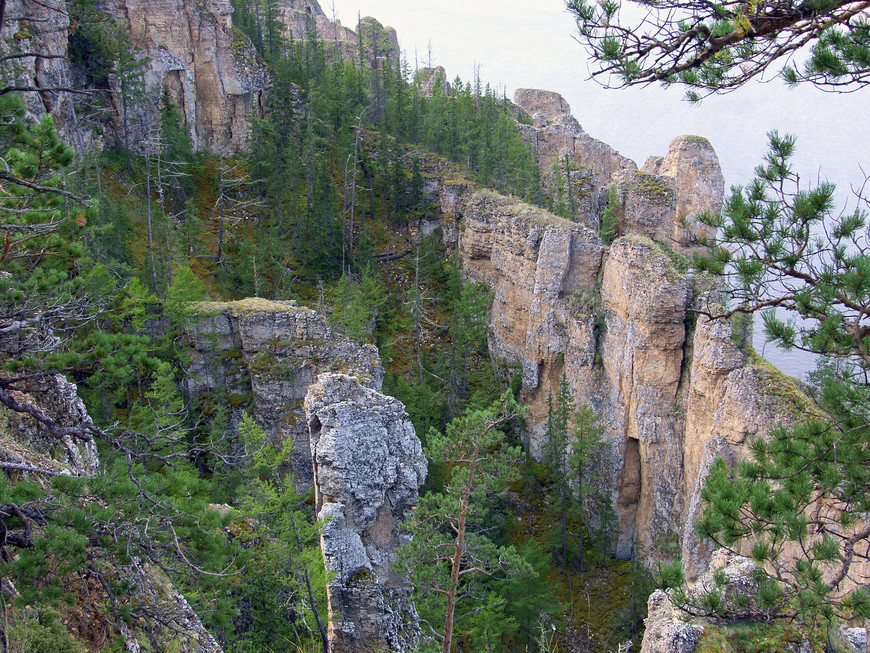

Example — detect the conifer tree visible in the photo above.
[692,133,870,625]
[568,0,870,99]
[399,392,533,653]
[544,374,574,564]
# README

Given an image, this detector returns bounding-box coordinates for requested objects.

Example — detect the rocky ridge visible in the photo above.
[186,298,383,489]
[402,88,803,569]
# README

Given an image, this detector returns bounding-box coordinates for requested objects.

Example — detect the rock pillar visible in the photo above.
[305,373,426,653]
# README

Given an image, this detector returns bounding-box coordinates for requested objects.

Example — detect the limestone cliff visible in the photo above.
[2,0,266,154]
[305,373,426,653]
[1,0,404,154]
[186,298,383,489]
[110,0,266,154]
[427,121,726,559]
[407,93,812,570]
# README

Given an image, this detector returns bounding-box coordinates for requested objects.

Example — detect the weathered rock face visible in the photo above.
[446,185,704,559]
[433,102,807,566]
[305,373,426,653]
[186,298,383,489]
[3,0,265,154]
[680,316,807,578]
[513,88,571,120]
[1,0,72,125]
[454,188,604,453]
[600,237,692,559]
[641,550,867,653]
[0,373,99,477]
[107,0,266,154]
[642,136,725,248]
[512,88,637,226]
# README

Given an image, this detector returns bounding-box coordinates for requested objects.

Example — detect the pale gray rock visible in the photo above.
[0,373,99,477]
[306,373,426,653]
[844,628,867,653]
[186,299,383,491]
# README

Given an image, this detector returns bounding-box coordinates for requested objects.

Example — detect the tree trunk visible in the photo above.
[145,154,158,292]
[443,444,479,653]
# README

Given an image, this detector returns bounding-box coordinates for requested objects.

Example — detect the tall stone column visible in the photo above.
[305,373,427,652]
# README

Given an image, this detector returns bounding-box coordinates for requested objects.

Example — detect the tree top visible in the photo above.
[566,0,870,100]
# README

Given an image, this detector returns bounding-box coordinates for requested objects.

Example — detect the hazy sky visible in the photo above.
[326,0,869,205]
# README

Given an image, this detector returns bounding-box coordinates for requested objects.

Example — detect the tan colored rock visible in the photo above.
[600,237,691,558]
[512,89,636,232]
[456,189,603,442]
[643,136,724,247]
[110,0,266,154]
[513,88,572,121]
[439,141,722,562]
[611,169,679,245]
[1,0,266,154]
[680,315,811,579]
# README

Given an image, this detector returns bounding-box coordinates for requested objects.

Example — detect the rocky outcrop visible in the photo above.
[446,182,702,558]
[513,88,637,226]
[641,550,866,653]
[680,317,808,578]
[427,101,812,567]
[1,0,73,128]
[511,90,724,251]
[415,66,450,96]
[0,373,99,477]
[642,136,725,248]
[305,373,426,653]
[3,0,265,154]
[186,298,383,489]
[600,237,692,558]
[107,0,266,154]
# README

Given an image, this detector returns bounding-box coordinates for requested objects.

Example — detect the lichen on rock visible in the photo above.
[305,373,426,653]
[186,300,384,490]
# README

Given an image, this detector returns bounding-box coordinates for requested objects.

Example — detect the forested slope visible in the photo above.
[0,1,858,652]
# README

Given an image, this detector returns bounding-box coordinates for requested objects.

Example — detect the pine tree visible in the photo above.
[693,133,870,625]
[398,392,533,653]
[568,0,870,99]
